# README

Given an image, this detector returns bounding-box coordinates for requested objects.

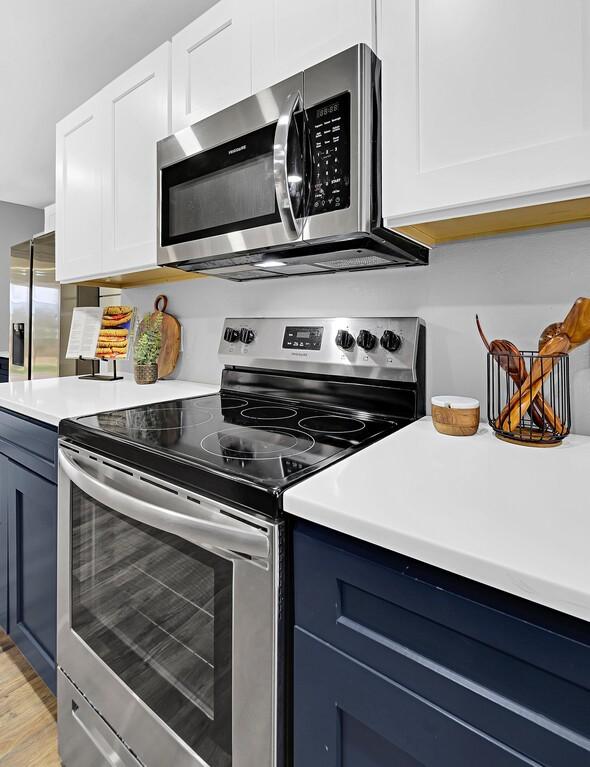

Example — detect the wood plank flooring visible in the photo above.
[0,631,60,766]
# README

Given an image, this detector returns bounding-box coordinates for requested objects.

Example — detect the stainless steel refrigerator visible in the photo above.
[9,232,98,381]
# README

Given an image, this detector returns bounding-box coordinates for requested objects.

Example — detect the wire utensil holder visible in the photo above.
[487,351,570,446]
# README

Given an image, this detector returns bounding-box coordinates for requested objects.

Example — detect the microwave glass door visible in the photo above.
[161,117,306,247]
[70,485,233,767]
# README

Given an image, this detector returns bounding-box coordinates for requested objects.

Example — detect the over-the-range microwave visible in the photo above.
[157,44,429,281]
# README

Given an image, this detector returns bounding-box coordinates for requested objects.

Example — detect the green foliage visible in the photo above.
[135,312,163,365]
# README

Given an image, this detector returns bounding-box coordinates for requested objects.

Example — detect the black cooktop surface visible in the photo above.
[60,391,399,516]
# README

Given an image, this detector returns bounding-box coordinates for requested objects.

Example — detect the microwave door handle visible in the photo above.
[59,451,269,559]
[273,90,303,240]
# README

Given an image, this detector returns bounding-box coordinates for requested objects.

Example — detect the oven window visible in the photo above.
[169,153,275,238]
[71,486,232,767]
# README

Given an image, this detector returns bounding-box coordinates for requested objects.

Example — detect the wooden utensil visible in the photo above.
[502,297,590,431]
[502,333,569,432]
[538,322,563,350]
[476,316,563,431]
[560,297,590,348]
[149,295,181,379]
[537,299,590,351]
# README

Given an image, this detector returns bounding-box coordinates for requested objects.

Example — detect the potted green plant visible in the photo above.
[134,312,163,384]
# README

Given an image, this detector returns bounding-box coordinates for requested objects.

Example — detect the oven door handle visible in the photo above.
[59,450,270,559]
[274,89,304,240]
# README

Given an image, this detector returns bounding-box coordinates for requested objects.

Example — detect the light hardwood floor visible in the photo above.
[0,631,60,766]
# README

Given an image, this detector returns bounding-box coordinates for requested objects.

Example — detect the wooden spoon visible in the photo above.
[538,299,590,351]
[539,322,563,350]
[561,297,590,348]
[501,298,590,432]
[502,333,570,432]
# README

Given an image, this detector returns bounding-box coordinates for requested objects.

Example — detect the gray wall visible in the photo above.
[0,201,44,351]
[122,223,590,434]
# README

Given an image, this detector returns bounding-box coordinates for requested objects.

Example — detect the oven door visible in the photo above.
[57,444,282,767]
[158,72,308,270]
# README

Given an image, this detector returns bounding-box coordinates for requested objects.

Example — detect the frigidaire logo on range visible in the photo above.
[291,352,308,357]
[228,144,247,155]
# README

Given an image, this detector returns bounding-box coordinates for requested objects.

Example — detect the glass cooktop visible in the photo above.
[61,392,398,515]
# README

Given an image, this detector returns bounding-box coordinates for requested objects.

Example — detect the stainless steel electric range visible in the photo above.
[56,317,425,767]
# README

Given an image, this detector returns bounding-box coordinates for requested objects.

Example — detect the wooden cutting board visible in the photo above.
[151,294,181,379]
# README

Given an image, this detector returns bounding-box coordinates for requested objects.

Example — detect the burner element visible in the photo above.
[200,426,315,461]
[241,406,298,421]
[298,415,367,434]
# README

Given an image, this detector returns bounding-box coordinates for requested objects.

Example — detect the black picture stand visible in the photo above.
[78,357,124,382]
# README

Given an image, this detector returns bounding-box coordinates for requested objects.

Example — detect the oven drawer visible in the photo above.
[58,670,142,767]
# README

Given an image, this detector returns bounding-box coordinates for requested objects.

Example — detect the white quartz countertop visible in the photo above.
[0,374,218,426]
[284,417,590,622]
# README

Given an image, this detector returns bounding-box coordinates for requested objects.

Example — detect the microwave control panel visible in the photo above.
[308,92,351,216]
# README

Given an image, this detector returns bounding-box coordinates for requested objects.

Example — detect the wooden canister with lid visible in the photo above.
[431,396,480,437]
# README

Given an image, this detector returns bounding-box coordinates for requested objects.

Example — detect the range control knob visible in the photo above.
[239,327,255,344]
[335,329,355,350]
[380,330,402,352]
[224,327,239,343]
[356,329,376,351]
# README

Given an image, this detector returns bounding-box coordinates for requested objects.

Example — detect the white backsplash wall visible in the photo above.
[122,224,590,434]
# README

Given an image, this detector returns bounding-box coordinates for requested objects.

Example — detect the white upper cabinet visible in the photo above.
[56,44,170,283]
[56,95,104,282]
[171,0,252,131]
[381,0,590,226]
[102,43,170,275]
[252,0,376,91]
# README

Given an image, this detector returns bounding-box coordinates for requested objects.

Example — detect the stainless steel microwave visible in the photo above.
[157,44,429,281]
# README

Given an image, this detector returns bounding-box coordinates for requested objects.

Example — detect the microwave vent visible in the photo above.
[230,270,277,280]
[262,264,325,275]
[317,254,390,270]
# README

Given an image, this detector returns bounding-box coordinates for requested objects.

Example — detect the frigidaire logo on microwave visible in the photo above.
[228,144,247,155]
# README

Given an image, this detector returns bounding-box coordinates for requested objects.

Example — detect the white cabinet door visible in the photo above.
[55,96,103,282]
[101,43,170,275]
[252,0,375,92]
[381,0,590,226]
[171,0,251,131]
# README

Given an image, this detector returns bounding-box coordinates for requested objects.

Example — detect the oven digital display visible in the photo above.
[283,326,323,350]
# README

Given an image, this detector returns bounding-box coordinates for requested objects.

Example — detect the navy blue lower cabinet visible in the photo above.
[7,460,57,692]
[293,520,590,766]
[294,628,533,767]
[0,455,7,631]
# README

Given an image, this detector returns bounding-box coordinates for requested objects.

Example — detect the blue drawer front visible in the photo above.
[294,520,590,766]
[0,408,57,482]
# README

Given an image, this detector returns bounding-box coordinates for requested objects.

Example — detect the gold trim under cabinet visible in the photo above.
[80,267,206,289]
[394,197,590,247]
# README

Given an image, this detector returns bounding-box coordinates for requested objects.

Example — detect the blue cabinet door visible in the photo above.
[294,628,537,767]
[7,460,57,692]
[0,455,7,631]
[293,520,590,767]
